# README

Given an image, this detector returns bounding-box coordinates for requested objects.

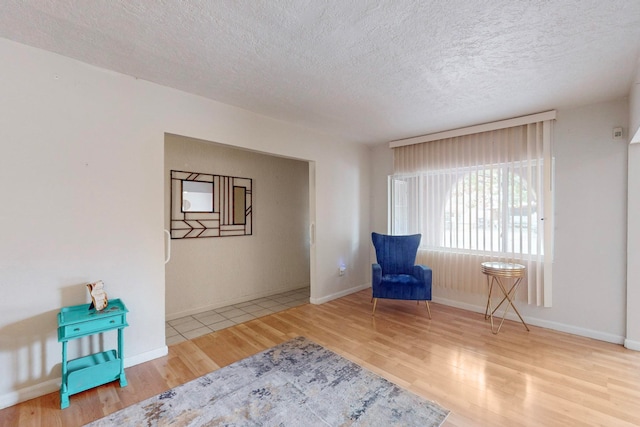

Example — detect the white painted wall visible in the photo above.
[626,61,640,350]
[369,142,393,282]
[370,142,393,235]
[164,134,310,319]
[371,99,630,344]
[630,60,640,136]
[0,38,370,407]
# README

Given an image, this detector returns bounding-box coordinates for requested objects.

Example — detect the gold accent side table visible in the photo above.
[481,262,529,334]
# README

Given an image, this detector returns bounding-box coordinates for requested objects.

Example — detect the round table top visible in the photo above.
[481,261,526,278]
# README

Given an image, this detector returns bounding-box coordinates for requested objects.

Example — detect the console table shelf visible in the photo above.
[57,298,128,409]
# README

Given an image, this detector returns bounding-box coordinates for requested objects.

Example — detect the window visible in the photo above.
[390,115,554,307]
[392,162,541,256]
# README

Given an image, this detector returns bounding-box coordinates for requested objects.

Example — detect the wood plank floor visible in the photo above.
[3,289,640,426]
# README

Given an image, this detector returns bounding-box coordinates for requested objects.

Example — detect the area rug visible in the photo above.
[86,336,449,426]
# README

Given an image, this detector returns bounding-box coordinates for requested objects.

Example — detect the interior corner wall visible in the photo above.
[626,66,640,350]
[370,99,630,344]
[369,143,393,275]
[370,143,394,235]
[0,38,370,408]
[164,134,310,319]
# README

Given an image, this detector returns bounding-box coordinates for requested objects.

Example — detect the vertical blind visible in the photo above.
[391,117,554,307]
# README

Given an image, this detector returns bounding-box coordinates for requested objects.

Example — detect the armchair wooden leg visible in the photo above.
[372,298,378,316]
[425,301,432,319]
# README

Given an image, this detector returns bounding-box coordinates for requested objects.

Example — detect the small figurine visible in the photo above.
[87,280,108,311]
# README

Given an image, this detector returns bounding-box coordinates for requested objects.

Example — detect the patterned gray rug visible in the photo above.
[86,336,449,426]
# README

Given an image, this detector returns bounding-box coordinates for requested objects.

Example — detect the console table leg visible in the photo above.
[60,390,69,409]
[60,341,69,409]
[118,328,128,387]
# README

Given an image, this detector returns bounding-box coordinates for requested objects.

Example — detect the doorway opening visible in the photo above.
[163,133,313,344]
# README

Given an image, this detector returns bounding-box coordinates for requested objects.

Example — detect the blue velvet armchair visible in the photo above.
[371,232,433,317]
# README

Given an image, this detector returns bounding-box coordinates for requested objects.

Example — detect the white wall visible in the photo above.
[630,59,640,136]
[0,38,370,408]
[369,142,393,282]
[626,61,640,350]
[371,99,630,343]
[547,99,628,340]
[164,134,310,319]
[370,142,393,234]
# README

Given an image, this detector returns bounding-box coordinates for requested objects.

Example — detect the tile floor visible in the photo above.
[165,287,310,345]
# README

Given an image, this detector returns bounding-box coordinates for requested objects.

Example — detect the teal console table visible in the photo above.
[57,298,129,409]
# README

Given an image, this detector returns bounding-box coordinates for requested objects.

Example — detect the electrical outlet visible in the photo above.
[339,265,346,276]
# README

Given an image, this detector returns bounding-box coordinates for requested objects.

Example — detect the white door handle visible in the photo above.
[310,222,315,245]
[164,229,171,264]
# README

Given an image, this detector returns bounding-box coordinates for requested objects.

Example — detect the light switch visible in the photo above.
[613,127,623,140]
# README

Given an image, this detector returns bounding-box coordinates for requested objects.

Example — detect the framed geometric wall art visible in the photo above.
[170,170,252,239]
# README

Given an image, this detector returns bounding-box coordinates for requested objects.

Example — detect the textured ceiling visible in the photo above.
[1,1,640,144]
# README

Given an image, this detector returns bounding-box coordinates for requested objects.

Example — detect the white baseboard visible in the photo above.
[310,283,371,305]
[124,345,168,368]
[0,345,169,410]
[624,339,640,351]
[433,296,626,345]
[0,378,60,411]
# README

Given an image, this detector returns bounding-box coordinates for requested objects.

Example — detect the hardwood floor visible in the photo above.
[3,289,640,426]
